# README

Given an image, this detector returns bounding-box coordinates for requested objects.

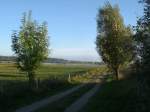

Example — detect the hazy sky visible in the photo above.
[0,0,143,61]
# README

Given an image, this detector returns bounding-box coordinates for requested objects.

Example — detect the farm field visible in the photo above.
[0,63,98,80]
[0,62,100,112]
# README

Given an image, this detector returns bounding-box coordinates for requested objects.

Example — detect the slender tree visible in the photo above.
[96,2,133,80]
[11,11,49,89]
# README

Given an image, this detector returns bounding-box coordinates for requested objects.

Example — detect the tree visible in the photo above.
[96,2,133,80]
[134,1,150,111]
[135,0,150,73]
[11,11,49,89]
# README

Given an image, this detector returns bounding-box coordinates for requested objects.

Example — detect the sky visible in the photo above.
[0,0,143,62]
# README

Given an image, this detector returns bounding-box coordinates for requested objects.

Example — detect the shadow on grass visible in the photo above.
[0,78,82,112]
[36,83,96,112]
[80,77,139,112]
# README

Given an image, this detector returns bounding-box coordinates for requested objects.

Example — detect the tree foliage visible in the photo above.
[11,11,49,88]
[135,0,150,72]
[134,1,150,111]
[96,2,133,80]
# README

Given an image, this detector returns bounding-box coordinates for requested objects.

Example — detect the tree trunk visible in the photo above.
[114,68,119,80]
[28,71,36,90]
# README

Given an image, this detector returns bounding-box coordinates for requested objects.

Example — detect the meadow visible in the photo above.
[0,62,143,112]
[0,63,97,80]
[0,62,99,112]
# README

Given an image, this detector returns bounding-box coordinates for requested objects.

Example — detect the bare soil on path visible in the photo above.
[15,84,85,112]
[64,84,101,112]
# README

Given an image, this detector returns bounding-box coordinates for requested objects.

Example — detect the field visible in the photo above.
[0,62,99,112]
[0,63,97,80]
[0,64,144,112]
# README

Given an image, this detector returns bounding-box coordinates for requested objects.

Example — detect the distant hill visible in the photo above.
[0,56,102,65]
[0,56,16,61]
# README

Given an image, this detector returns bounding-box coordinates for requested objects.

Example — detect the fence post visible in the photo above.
[68,73,71,83]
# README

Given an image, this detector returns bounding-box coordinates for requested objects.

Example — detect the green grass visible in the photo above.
[71,65,108,83]
[0,63,97,80]
[0,63,98,112]
[79,78,138,112]
[36,83,95,112]
[0,81,76,112]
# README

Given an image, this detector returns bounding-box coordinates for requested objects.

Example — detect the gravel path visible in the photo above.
[15,84,85,112]
[64,84,101,112]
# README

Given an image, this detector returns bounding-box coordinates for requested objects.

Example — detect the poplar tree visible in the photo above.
[12,11,49,88]
[96,2,133,80]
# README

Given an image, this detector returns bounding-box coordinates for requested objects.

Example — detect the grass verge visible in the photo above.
[0,80,76,112]
[80,78,138,112]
